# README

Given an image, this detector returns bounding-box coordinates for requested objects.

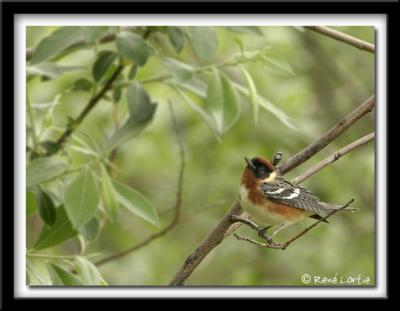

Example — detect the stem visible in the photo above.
[304,26,375,53]
[276,95,375,175]
[40,161,97,184]
[234,199,355,250]
[95,102,185,267]
[27,253,76,260]
[169,202,243,286]
[114,56,251,88]
[292,132,375,185]
[26,92,39,151]
[54,64,124,152]
[283,199,355,247]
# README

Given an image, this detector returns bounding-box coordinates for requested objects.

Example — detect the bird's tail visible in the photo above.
[319,199,359,213]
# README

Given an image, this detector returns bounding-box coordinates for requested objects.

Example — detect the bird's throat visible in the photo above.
[263,171,277,183]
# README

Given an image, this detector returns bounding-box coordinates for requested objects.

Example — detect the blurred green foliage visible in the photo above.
[26,26,375,286]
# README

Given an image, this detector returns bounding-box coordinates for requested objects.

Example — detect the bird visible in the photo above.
[239,156,357,241]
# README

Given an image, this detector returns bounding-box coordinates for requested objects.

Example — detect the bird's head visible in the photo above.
[243,156,276,182]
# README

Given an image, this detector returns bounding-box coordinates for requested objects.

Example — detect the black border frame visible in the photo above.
[2,0,395,305]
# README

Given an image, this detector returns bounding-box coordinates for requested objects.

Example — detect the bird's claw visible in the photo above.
[258,226,276,245]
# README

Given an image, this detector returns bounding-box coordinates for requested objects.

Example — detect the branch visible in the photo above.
[169,95,374,286]
[292,132,375,185]
[304,26,375,53]
[276,95,375,175]
[53,64,124,152]
[283,199,354,247]
[234,199,355,249]
[95,102,185,267]
[169,202,243,286]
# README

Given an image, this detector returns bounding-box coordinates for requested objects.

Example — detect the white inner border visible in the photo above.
[15,14,386,298]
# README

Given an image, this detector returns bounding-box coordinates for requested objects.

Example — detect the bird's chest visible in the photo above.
[239,185,303,225]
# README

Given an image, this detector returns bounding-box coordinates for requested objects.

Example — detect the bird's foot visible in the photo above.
[258,226,277,245]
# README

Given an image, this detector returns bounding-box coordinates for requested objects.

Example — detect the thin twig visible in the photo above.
[235,199,355,250]
[271,152,283,166]
[54,64,124,152]
[292,132,375,185]
[276,95,375,175]
[233,234,284,249]
[304,26,375,53]
[230,215,283,247]
[283,199,355,246]
[169,95,374,286]
[95,102,185,267]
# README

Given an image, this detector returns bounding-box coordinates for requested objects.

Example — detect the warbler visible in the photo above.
[239,156,357,239]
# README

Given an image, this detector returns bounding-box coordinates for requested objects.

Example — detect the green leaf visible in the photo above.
[78,216,100,242]
[263,51,295,76]
[92,50,118,82]
[225,26,264,36]
[128,64,138,80]
[113,180,159,226]
[232,81,297,130]
[27,62,86,80]
[72,78,93,92]
[49,263,82,285]
[116,32,155,67]
[74,257,107,285]
[27,157,68,187]
[168,27,184,53]
[34,205,78,250]
[239,66,259,124]
[206,68,241,134]
[174,77,207,98]
[26,258,52,285]
[45,262,64,285]
[187,27,218,60]
[81,26,109,43]
[36,190,57,226]
[105,83,157,153]
[162,57,193,83]
[171,84,220,139]
[40,140,59,156]
[100,164,119,223]
[113,87,123,103]
[30,26,84,64]
[64,169,99,229]
[27,190,37,217]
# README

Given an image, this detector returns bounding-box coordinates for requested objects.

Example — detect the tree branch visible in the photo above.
[276,95,375,175]
[169,202,244,286]
[169,95,375,286]
[53,64,124,152]
[95,102,185,267]
[234,199,355,249]
[292,132,375,185]
[304,26,375,53]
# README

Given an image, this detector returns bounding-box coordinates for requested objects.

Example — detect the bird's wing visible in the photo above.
[260,177,324,214]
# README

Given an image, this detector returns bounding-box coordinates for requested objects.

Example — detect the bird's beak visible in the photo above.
[244,157,256,170]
